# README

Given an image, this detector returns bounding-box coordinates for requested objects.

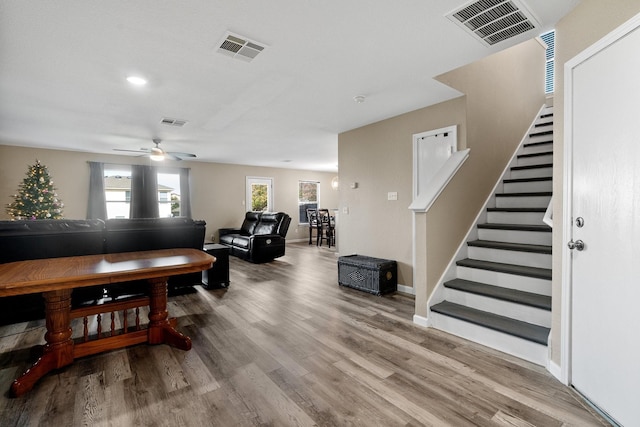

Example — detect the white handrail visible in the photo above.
[408,149,470,212]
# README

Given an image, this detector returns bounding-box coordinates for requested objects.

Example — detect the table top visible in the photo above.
[0,248,214,297]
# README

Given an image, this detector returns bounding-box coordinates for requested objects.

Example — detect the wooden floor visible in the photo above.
[0,242,609,426]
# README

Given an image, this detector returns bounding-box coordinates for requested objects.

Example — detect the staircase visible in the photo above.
[429,106,553,366]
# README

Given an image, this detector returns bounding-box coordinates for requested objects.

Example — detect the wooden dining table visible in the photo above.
[0,248,214,397]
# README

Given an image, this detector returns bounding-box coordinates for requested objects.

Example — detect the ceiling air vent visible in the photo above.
[160,117,188,127]
[217,32,266,62]
[447,0,541,46]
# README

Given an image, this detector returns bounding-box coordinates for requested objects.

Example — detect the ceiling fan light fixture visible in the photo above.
[150,146,165,161]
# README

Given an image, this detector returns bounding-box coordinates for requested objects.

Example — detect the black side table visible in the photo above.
[202,243,230,289]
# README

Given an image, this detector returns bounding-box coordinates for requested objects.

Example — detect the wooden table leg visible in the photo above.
[147,277,191,351]
[10,289,74,397]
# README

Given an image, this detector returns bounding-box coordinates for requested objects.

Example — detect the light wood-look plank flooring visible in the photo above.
[0,242,609,426]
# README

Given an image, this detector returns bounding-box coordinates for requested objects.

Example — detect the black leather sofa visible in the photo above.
[219,212,291,263]
[0,217,206,325]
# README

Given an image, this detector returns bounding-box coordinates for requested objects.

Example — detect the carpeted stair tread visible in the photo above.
[495,191,552,198]
[511,163,553,171]
[430,301,550,345]
[456,258,551,280]
[486,208,547,214]
[503,177,552,184]
[477,223,551,232]
[529,130,553,137]
[467,239,551,254]
[534,122,553,128]
[517,151,553,159]
[444,278,551,310]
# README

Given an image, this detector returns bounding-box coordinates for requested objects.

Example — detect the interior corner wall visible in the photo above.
[338,37,545,313]
[0,144,338,241]
[551,0,640,368]
[338,96,467,289]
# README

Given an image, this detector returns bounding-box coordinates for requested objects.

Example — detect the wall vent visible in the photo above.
[160,117,188,127]
[217,32,266,62]
[447,0,540,46]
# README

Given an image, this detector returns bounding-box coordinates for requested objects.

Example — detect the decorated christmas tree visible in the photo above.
[6,160,64,220]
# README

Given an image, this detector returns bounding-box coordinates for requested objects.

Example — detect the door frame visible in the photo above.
[246,176,274,212]
[561,12,640,385]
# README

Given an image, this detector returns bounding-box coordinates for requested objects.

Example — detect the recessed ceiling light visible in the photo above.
[353,95,366,104]
[126,76,147,86]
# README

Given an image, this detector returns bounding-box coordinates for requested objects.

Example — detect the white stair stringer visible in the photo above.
[426,104,553,367]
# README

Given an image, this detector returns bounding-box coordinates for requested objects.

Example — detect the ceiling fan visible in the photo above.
[113,138,196,161]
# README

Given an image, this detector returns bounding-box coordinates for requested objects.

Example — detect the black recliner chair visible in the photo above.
[218,212,291,263]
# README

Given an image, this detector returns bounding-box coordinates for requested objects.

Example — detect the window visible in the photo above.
[103,166,184,219]
[157,172,181,217]
[541,30,555,94]
[298,180,319,223]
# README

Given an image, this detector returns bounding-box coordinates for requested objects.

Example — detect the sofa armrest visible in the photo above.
[249,234,284,247]
[219,227,241,237]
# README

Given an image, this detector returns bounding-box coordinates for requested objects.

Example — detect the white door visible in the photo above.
[246,177,273,212]
[568,20,640,427]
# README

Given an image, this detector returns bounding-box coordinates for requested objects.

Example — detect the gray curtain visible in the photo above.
[130,165,159,218]
[87,162,107,220]
[179,168,192,218]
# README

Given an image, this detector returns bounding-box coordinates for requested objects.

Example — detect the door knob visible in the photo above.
[567,239,585,251]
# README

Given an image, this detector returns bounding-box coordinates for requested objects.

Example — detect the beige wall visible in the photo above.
[338,38,545,316]
[551,0,640,366]
[0,144,338,241]
[338,97,467,288]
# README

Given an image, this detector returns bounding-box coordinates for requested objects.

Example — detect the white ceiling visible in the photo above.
[0,1,578,172]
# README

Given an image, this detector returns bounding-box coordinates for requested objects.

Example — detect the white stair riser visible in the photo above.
[495,195,551,208]
[443,288,551,327]
[521,143,553,155]
[503,180,552,193]
[467,246,551,269]
[509,167,552,179]
[477,228,552,245]
[429,313,548,366]
[532,124,553,133]
[486,211,546,225]
[516,154,553,166]
[527,133,553,144]
[456,266,551,295]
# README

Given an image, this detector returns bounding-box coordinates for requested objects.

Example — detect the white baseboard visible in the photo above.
[413,314,429,328]
[548,360,564,383]
[287,238,309,243]
[397,284,415,295]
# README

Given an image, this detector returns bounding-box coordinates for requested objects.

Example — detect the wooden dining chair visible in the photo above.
[317,209,334,247]
[306,208,319,245]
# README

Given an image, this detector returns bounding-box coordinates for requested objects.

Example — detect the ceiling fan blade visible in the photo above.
[113,149,151,155]
[167,151,197,158]
[163,152,182,161]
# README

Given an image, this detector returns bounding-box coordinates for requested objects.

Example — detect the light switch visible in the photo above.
[388,192,398,201]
